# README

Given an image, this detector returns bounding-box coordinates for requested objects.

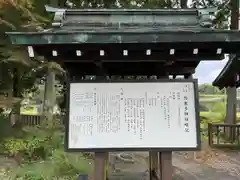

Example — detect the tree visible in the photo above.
[0,1,66,119]
[0,0,233,118]
[0,0,50,114]
[198,84,224,95]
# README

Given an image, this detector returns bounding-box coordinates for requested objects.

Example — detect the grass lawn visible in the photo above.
[199,94,225,103]
[199,94,225,98]
[200,111,240,122]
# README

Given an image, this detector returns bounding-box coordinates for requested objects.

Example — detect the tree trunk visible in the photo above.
[180,0,188,8]
[12,67,21,116]
[230,0,239,30]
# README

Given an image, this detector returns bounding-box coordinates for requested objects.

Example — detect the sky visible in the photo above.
[193,56,228,84]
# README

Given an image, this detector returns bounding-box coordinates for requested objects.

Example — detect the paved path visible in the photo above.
[109,150,240,180]
[173,152,240,180]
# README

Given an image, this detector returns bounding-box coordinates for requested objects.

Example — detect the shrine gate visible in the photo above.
[7,5,240,180]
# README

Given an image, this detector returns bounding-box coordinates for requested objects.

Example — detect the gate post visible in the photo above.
[158,74,172,180]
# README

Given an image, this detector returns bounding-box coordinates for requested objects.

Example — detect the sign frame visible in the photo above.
[64,78,201,152]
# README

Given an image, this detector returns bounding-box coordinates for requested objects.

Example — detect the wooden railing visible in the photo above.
[208,123,240,148]
[18,115,42,126]
[10,114,64,126]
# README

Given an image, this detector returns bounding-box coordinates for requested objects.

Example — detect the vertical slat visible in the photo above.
[36,116,39,125]
[208,123,213,146]
[33,116,35,125]
[24,115,26,125]
[217,125,220,145]
[25,115,27,125]
[23,115,26,125]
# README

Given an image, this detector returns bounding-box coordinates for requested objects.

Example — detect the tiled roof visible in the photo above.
[6,6,240,76]
[212,55,240,89]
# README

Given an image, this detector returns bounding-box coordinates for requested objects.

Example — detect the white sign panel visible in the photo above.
[67,81,199,150]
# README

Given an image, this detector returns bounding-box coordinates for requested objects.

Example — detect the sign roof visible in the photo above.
[6,6,240,76]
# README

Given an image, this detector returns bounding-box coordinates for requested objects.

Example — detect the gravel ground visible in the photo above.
[2,148,240,180]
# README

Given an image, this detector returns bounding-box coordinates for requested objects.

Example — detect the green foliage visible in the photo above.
[2,119,62,160]
[0,0,51,96]
[0,114,16,140]
[3,138,26,156]
[210,101,227,123]
[10,150,93,179]
[198,84,225,95]
[3,136,49,163]
[1,116,93,179]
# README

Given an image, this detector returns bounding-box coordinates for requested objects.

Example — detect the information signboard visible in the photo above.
[65,80,200,151]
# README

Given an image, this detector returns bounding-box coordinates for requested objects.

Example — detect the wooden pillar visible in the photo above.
[149,151,159,178]
[157,73,172,180]
[94,152,108,180]
[225,87,237,124]
[225,0,239,123]
[225,87,237,141]
[93,76,109,180]
[159,152,172,180]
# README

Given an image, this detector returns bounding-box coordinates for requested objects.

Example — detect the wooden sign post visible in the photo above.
[65,79,200,180]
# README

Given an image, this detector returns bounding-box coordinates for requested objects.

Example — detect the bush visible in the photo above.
[3,136,48,164]
[0,114,20,141]
[4,117,93,179]
[2,118,64,163]
[10,150,93,179]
